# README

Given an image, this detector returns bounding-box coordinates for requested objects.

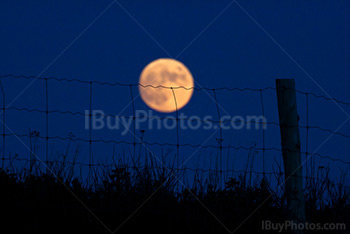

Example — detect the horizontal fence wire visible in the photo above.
[2,74,350,106]
[2,132,350,165]
[0,74,350,190]
[4,106,350,139]
[0,74,274,91]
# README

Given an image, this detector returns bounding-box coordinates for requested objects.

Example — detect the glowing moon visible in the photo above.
[139,58,194,113]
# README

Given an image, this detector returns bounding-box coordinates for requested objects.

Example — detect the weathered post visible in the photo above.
[276,79,306,233]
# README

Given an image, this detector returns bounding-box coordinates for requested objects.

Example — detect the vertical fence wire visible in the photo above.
[259,89,266,176]
[212,89,223,187]
[171,88,180,168]
[130,85,136,160]
[88,82,93,182]
[1,74,350,190]
[305,93,309,179]
[0,81,5,167]
[45,78,49,173]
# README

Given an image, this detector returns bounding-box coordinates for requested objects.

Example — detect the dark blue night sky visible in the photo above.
[0,1,350,183]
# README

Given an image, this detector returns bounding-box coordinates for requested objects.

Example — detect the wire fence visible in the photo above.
[0,74,349,190]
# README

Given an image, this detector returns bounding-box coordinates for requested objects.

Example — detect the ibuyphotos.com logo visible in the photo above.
[84,110,267,135]
[262,220,346,232]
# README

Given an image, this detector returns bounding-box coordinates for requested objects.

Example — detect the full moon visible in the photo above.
[139,58,194,113]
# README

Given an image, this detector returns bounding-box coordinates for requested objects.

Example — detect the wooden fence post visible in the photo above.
[276,79,306,233]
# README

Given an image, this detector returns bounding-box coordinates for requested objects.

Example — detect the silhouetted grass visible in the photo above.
[0,150,349,234]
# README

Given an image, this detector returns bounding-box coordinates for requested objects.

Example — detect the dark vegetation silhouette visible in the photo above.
[1,144,349,234]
